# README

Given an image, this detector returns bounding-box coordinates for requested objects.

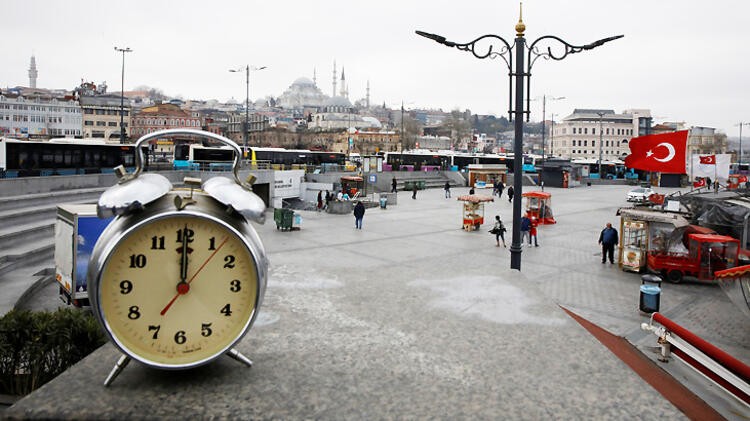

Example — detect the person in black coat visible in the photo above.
[353,201,365,229]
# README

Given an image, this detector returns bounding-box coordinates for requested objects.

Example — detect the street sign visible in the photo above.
[369,174,377,183]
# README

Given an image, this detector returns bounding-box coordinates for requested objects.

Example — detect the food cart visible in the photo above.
[457,194,494,231]
[648,233,739,283]
[617,208,690,273]
[522,191,555,224]
[340,176,364,197]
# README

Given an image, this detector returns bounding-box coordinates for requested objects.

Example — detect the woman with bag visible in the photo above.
[491,215,507,247]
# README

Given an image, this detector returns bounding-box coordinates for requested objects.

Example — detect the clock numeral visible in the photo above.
[128,306,141,320]
[129,254,147,268]
[119,280,133,294]
[208,237,216,251]
[150,235,165,250]
[174,330,187,344]
[223,255,235,269]
[176,228,195,244]
[220,303,232,317]
[230,279,241,292]
[148,325,161,339]
[201,323,213,337]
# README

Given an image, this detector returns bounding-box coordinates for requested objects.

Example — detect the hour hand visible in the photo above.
[179,226,189,284]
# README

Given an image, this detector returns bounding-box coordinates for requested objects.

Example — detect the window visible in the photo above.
[584,128,588,135]
[584,140,588,146]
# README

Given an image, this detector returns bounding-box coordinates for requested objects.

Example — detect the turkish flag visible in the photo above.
[699,155,716,164]
[693,178,706,188]
[739,175,748,183]
[624,130,688,174]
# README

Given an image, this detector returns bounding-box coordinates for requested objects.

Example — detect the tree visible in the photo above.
[401,112,422,150]
[443,109,472,150]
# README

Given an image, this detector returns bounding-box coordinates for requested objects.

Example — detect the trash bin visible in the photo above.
[639,274,662,313]
[274,208,294,231]
[379,196,387,209]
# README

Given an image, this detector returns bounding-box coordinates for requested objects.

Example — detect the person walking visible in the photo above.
[444,181,451,198]
[598,222,619,264]
[520,213,531,245]
[324,190,331,210]
[497,180,505,199]
[507,185,514,203]
[353,201,365,229]
[492,215,507,247]
[391,177,398,193]
[317,191,323,212]
[412,184,418,199]
[529,216,539,247]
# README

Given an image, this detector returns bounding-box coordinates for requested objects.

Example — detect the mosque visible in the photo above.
[277,62,381,131]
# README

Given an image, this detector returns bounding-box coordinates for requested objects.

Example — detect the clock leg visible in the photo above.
[226,348,253,367]
[103,354,131,387]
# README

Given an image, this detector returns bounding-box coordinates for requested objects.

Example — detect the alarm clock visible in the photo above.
[87,128,268,386]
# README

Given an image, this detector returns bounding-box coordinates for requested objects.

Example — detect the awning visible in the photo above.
[617,208,690,227]
[457,195,494,203]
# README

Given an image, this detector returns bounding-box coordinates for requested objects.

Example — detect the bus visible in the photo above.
[0,137,140,177]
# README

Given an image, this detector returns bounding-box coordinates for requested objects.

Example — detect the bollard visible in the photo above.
[639,274,662,313]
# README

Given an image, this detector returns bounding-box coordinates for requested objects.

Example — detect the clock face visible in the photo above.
[98,213,259,367]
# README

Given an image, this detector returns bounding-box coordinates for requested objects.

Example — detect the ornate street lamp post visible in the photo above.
[417,6,622,270]
[230,65,267,156]
[597,111,605,177]
[114,47,132,144]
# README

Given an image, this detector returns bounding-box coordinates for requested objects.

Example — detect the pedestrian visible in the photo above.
[317,191,323,212]
[598,222,619,264]
[353,200,365,229]
[391,177,398,193]
[529,216,539,247]
[520,213,531,245]
[507,185,514,203]
[491,215,507,247]
[469,187,475,195]
[497,180,505,198]
[412,184,418,199]
[444,181,451,198]
[325,190,331,209]
[492,180,499,196]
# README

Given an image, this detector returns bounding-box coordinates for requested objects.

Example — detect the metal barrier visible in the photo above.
[641,312,750,405]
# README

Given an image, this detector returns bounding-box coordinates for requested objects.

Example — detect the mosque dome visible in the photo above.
[292,77,315,87]
[277,76,327,109]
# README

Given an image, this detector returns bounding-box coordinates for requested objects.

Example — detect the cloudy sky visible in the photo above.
[2,1,748,136]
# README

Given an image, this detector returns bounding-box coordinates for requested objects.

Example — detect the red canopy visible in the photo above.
[522,191,552,199]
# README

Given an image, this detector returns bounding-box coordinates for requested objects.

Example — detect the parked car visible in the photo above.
[627,187,655,202]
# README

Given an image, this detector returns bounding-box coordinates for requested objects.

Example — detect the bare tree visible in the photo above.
[442,109,471,150]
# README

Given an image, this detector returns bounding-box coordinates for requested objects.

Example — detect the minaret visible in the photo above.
[366,80,370,109]
[340,67,348,98]
[332,60,337,97]
[313,67,317,86]
[28,55,38,89]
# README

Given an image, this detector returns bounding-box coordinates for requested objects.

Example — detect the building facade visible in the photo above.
[79,94,130,141]
[0,91,81,139]
[550,108,643,161]
[131,103,201,138]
